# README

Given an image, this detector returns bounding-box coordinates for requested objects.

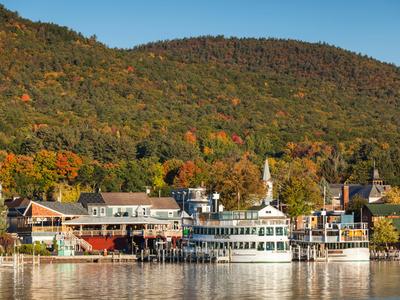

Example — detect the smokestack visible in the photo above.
[212,192,220,213]
[342,185,349,209]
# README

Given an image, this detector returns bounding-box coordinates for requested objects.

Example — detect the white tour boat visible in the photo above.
[291,212,370,261]
[183,203,292,263]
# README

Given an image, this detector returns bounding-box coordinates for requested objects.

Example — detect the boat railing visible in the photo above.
[194,219,288,227]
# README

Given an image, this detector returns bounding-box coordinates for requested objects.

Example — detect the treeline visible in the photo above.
[1,139,399,213]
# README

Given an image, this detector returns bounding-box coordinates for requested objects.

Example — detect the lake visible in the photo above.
[0,262,399,299]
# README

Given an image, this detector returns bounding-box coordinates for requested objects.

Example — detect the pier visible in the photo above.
[137,248,230,263]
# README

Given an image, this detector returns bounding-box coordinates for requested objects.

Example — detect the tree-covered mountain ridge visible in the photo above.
[0,5,400,205]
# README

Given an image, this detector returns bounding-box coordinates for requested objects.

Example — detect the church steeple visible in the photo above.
[263,157,273,204]
[371,161,383,185]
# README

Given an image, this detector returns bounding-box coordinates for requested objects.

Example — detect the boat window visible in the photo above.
[250,242,256,249]
[258,227,265,236]
[240,228,245,235]
[211,228,215,235]
[239,242,244,249]
[239,212,246,219]
[277,242,285,251]
[251,227,257,235]
[257,242,265,251]
[284,227,288,235]
[245,227,250,235]
[266,227,274,236]
[265,242,275,251]
[244,242,249,249]
[275,227,284,236]
[230,228,234,235]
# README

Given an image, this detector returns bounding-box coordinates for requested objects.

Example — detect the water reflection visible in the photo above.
[0,262,398,299]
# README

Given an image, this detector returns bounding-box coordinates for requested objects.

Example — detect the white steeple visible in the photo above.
[263,157,273,204]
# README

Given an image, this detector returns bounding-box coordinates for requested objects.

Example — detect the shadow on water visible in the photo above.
[0,262,399,299]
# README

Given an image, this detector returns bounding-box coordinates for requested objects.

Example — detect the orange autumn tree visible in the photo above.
[56,151,83,182]
[174,160,208,188]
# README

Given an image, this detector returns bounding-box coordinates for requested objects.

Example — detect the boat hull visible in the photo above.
[230,250,292,263]
[327,248,370,262]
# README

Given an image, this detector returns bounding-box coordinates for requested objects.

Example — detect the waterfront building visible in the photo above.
[7,200,89,246]
[68,192,182,251]
[362,204,400,236]
[328,166,391,209]
[6,192,183,252]
[171,187,211,216]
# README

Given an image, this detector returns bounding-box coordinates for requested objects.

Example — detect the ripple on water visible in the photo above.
[0,262,399,299]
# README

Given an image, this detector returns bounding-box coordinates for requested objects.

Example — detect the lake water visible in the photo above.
[0,262,399,299]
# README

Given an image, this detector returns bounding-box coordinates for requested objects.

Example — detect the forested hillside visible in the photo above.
[0,6,399,209]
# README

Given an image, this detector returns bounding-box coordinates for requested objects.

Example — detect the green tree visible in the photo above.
[346,194,368,222]
[371,218,398,248]
[280,176,322,218]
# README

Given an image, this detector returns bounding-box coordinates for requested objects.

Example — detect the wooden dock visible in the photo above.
[137,248,230,263]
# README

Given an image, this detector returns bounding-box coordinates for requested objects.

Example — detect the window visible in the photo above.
[257,242,265,251]
[143,208,146,216]
[250,242,256,249]
[168,211,173,218]
[244,242,249,249]
[245,227,250,235]
[275,227,284,236]
[277,242,285,251]
[240,228,245,235]
[100,207,105,216]
[266,227,274,236]
[92,208,98,216]
[251,227,257,235]
[258,227,265,236]
[265,242,275,251]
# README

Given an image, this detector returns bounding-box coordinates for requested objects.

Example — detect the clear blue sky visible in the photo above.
[1,0,399,66]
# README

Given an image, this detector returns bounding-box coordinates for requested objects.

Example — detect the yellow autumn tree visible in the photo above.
[384,187,400,204]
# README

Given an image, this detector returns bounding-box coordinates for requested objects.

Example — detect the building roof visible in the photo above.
[328,184,390,201]
[31,201,88,216]
[150,197,180,210]
[4,197,30,209]
[364,204,400,217]
[63,216,170,225]
[78,192,152,207]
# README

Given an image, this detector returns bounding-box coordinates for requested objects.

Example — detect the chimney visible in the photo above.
[342,185,349,210]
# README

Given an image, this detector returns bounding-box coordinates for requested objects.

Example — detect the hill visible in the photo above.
[0,5,399,202]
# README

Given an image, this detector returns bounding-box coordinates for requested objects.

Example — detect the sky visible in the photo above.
[1,0,399,66]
